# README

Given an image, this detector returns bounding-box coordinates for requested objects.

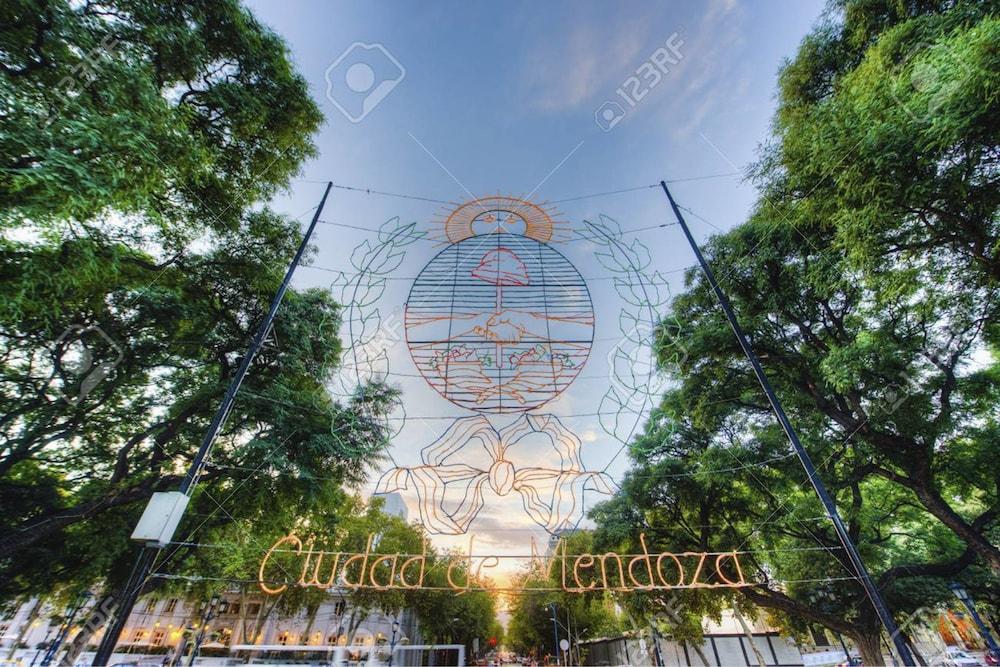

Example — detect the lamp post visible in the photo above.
[186,594,228,667]
[40,590,91,667]
[548,604,561,667]
[949,583,999,652]
[30,626,56,667]
[387,619,400,667]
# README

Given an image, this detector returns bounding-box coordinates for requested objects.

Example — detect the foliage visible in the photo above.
[505,532,623,660]
[768,0,1000,290]
[0,0,321,237]
[592,1,999,665]
[0,0,392,645]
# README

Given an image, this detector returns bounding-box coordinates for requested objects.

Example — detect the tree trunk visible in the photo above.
[733,608,767,667]
[302,604,319,646]
[871,459,1000,573]
[852,632,885,667]
[59,592,117,667]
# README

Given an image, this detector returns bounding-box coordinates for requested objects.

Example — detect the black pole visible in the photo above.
[659,180,915,667]
[838,634,852,662]
[550,603,560,667]
[40,591,91,666]
[91,182,333,665]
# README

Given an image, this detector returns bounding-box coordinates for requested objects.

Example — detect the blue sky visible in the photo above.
[245,0,827,573]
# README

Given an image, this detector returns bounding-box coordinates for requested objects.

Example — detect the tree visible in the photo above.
[0,4,399,658]
[408,546,501,660]
[0,0,331,587]
[505,532,623,661]
[1,0,321,235]
[591,3,1000,662]
[765,0,1000,288]
[0,5,439,667]
[727,0,1000,571]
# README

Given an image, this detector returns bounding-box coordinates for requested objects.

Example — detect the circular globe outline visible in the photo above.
[404,232,594,413]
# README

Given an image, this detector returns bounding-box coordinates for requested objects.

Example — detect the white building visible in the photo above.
[2,590,418,665]
[1,493,420,665]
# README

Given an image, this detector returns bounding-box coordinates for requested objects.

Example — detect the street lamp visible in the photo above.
[387,619,400,667]
[949,583,999,653]
[187,595,228,667]
[549,604,561,667]
[40,590,92,667]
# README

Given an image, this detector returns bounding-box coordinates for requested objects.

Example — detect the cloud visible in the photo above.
[520,11,652,112]
[517,0,744,120]
[651,0,747,139]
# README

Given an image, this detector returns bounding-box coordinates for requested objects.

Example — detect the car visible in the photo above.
[984,648,999,666]
[942,647,981,667]
[835,657,863,667]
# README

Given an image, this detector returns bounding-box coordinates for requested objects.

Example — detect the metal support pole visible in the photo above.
[659,180,915,666]
[550,604,560,666]
[92,182,334,665]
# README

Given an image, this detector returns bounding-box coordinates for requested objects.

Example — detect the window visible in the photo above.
[0,624,9,639]
[245,603,261,616]
[163,599,178,613]
[226,602,240,616]
[143,599,157,613]
[151,630,165,647]
[809,626,832,647]
[278,631,290,646]
[333,600,346,617]
[132,628,148,643]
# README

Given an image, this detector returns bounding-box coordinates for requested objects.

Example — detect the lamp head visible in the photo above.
[949,583,971,602]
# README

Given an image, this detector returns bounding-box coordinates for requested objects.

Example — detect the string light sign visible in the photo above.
[377,196,616,534]
[256,195,743,596]
[258,533,749,594]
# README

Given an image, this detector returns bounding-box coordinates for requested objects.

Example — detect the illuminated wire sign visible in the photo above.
[258,533,749,594]
[376,196,616,535]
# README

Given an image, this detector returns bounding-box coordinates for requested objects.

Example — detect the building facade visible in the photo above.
[1,589,418,665]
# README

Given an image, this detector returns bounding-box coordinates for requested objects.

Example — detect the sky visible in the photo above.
[244,0,827,583]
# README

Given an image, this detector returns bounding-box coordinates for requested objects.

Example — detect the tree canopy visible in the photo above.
[0,0,397,647]
[591,1,999,665]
